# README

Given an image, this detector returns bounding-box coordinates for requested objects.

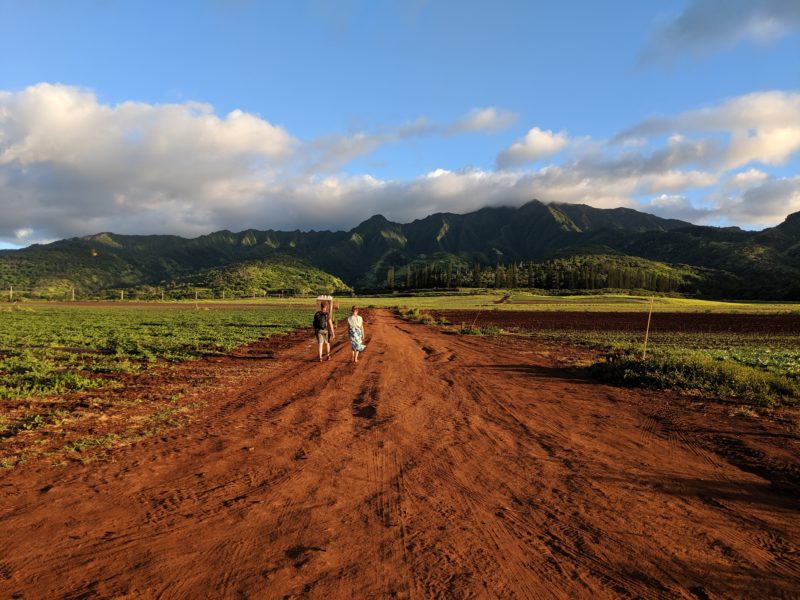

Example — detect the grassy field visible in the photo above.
[0,303,310,401]
[0,302,313,468]
[364,291,800,313]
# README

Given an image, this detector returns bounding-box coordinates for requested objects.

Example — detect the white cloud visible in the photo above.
[496,127,569,168]
[617,91,800,169]
[641,0,800,63]
[447,107,518,135]
[1,84,799,245]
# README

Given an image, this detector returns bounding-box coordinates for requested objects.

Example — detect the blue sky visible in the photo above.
[1,0,799,248]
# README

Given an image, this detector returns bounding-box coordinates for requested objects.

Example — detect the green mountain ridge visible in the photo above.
[1,199,799,299]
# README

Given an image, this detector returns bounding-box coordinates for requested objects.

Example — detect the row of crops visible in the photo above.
[0,304,310,400]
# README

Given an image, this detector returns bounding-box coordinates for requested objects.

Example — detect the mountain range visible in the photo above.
[2,200,799,299]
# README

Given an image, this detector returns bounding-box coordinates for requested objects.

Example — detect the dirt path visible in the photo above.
[1,309,798,599]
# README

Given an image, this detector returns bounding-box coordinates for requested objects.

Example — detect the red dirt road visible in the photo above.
[1,309,798,599]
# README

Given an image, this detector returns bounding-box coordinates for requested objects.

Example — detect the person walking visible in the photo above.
[313,301,335,362]
[347,306,366,363]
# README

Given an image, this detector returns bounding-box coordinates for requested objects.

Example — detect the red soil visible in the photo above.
[1,309,798,598]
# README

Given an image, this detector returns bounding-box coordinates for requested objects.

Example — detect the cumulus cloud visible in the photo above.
[617,91,800,169]
[641,0,800,63]
[496,127,570,168]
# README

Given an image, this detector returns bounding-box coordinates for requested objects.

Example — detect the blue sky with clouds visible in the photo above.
[1,0,799,248]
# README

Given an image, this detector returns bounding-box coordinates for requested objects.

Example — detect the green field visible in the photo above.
[1,302,315,467]
[0,303,310,401]
[364,291,800,313]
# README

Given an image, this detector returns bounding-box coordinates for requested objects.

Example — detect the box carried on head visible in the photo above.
[315,295,338,324]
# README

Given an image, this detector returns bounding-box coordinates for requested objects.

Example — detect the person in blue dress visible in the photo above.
[347,306,366,363]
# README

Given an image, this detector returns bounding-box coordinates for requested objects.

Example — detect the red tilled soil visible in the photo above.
[435,309,800,334]
[1,309,799,599]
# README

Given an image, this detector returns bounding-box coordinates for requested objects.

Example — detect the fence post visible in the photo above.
[642,296,655,359]
[9,285,12,302]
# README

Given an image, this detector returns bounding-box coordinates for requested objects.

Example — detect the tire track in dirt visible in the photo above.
[1,309,798,599]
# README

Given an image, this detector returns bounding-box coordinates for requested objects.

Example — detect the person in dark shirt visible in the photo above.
[313,301,336,361]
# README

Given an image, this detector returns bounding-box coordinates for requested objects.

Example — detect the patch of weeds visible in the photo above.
[730,405,758,418]
[458,325,503,336]
[395,306,446,326]
[149,407,182,426]
[64,433,119,453]
[1,409,70,439]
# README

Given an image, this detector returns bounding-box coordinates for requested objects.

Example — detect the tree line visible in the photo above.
[386,256,688,293]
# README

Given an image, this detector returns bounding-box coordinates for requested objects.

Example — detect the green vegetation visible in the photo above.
[368,291,800,313]
[178,258,349,296]
[395,255,699,293]
[0,302,314,468]
[0,304,309,400]
[591,345,799,406]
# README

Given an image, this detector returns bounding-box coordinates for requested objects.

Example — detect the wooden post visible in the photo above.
[121,290,124,301]
[161,289,165,302]
[195,290,198,301]
[9,285,12,301]
[71,287,75,301]
[222,290,225,300]
[642,296,655,359]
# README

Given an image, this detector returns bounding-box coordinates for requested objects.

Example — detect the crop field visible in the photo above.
[366,291,800,313]
[0,302,310,468]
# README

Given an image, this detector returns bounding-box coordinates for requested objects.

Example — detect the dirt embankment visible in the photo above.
[1,309,798,599]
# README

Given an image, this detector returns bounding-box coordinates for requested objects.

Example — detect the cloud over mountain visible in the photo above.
[1,84,799,246]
